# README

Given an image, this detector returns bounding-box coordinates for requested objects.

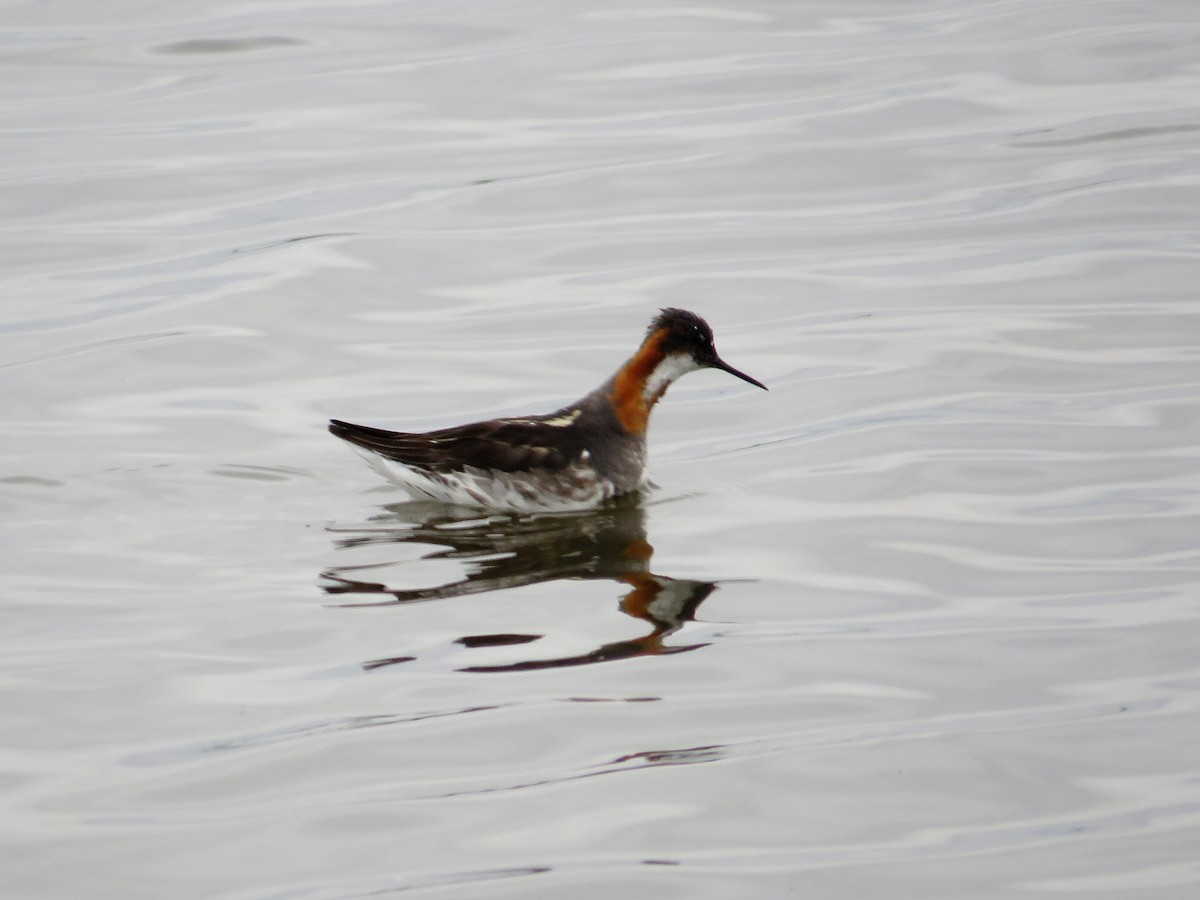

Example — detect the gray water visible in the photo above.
[3,1,1199,897]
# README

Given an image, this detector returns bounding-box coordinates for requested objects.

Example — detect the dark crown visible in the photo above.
[647,308,715,356]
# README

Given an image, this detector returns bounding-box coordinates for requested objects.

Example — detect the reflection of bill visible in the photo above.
[321,500,718,672]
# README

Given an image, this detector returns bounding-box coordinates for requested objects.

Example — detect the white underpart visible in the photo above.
[643,352,701,402]
[344,444,619,513]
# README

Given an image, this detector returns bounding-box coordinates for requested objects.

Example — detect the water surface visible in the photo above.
[2,1,1199,897]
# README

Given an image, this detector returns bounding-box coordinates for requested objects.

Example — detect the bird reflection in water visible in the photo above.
[321,499,718,673]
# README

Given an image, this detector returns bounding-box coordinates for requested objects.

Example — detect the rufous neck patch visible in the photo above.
[608,328,670,434]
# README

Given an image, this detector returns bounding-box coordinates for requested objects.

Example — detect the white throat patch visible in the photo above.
[643,353,700,403]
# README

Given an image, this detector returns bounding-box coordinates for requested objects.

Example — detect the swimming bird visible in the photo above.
[329,308,766,512]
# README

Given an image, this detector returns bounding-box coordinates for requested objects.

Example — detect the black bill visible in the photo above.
[712,356,767,390]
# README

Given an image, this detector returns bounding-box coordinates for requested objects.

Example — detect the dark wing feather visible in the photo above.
[329,417,586,474]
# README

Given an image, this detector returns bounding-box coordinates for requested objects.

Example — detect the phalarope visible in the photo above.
[329,308,766,512]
